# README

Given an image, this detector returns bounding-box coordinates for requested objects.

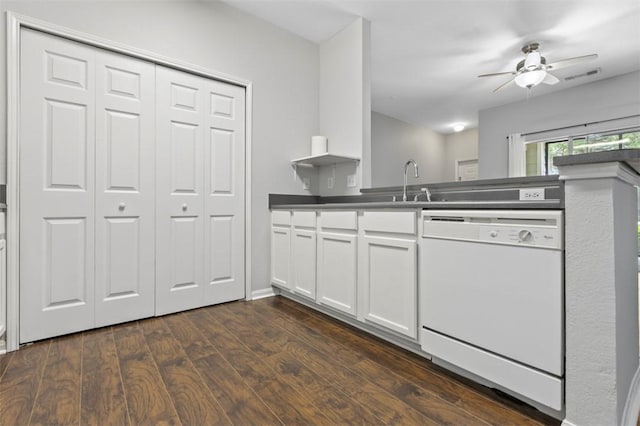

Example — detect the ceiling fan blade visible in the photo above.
[478,71,516,78]
[542,73,560,85]
[546,54,598,71]
[493,78,516,92]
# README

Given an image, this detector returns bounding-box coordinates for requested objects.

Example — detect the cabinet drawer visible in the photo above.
[293,210,316,228]
[362,211,416,235]
[271,210,291,226]
[320,211,357,230]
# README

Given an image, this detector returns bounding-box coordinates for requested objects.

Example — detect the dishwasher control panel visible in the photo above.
[478,224,561,249]
[422,209,563,250]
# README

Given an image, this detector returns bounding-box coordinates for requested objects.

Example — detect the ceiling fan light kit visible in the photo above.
[515,69,547,89]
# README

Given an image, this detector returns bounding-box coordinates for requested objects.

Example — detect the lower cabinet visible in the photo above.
[360,211,418,338]
[291,211,317,299]
[291,229,317,299]
[270,211,292,290]
[317,231,358,315]
[0,213,5,340]
[317,211,358,316]
[270,209,418,340]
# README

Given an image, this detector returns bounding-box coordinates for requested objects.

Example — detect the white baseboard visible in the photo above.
[251,287,277,300]
[277,291,426,358]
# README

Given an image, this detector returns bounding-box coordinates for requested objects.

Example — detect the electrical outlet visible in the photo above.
[519,188,545,201]
[347,174,357,187]
[327,176,334,189]
[302,177,310,190]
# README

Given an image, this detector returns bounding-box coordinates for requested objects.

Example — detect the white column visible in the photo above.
[559,162,639,426]
[318,17,370,196]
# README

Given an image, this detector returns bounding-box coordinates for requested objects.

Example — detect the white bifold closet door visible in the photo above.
[155,66,245,315]
[19,28,246,343]
[19,29,156,342]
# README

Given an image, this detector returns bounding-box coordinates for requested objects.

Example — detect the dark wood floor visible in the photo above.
[0,296,559,425]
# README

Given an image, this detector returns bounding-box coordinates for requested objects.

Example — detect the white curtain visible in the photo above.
[622,366,640,426]
[507,133,525,177]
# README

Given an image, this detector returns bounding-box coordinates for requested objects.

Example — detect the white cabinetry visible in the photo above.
[270,208,419,339]
[359,211,418,338]
[0,213,5,342]
[271,211,292,290]
[291,211,317,299]
[317,211,358,315]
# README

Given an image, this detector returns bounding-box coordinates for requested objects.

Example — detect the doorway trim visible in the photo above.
[454,158,479,181]
[5,11,254,352]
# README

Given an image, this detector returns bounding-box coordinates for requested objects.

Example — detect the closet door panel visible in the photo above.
[95,50,156,326]
[19,29,96,343]
[155,66,205,315]
[204,81,246,304]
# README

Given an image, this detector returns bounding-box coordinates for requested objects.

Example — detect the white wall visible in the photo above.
[443,128,478,182]
[478,71,640,179]
[371,111,445,187]
[0,1,320,293]
[318,18,371,196]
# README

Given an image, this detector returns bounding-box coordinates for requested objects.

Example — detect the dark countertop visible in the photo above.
[554,148,640,174]
[359,174,560,194]
[270,175,563,210]
[272,200,561,210]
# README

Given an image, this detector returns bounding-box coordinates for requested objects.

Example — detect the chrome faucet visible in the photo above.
[403,159,419,202]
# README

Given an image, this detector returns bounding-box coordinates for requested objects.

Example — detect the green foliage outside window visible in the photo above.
[623,132,640,148]
[543,130,640,176]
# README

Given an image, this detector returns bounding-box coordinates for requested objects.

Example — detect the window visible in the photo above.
[527,129,640,176]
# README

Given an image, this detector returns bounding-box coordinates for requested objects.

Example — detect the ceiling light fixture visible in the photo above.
[452,124,465,132]
[514,69,547,89]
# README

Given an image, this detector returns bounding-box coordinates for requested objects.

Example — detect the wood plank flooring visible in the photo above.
[0,296,559,425]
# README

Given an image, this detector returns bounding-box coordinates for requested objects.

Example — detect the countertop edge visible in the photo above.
[554,149,640,174]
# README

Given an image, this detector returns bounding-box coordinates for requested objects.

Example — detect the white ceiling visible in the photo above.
[221,0,640,134]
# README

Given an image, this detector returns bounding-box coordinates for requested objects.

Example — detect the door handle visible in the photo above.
[182,203,188,211]
[118,202,126,211]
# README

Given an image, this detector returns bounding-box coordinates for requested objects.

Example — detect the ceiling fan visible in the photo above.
[478,42,598,92]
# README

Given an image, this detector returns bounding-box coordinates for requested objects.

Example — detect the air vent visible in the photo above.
[564,68,601,81]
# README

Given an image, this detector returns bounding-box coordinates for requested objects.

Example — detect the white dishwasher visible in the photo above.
[420,209,564,413]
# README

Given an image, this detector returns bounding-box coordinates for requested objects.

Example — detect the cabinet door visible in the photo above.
[94,49,156,327]
[155,66,206,315]
[19,29,96,343]
[291,229,316,299]
[271,226,291,289]
[361,235,417,338]
[317,232,357,315]
[0,237,5,337]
